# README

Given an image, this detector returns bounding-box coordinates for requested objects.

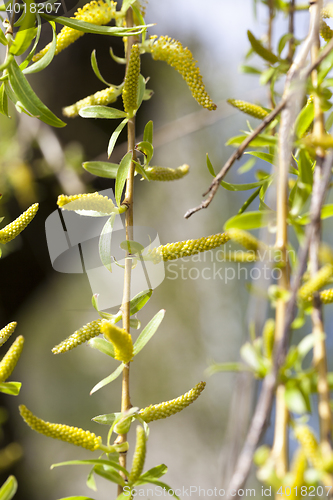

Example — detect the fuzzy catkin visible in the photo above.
[147,233,230,263]
[221,250,257,262]
[57,192,115,213]
[227,228,265,253]
[0,322,17,347]
[139,381,206,423]
[63,87,118,118]
[149,36,216,110]
[262,319,275,360]
[128,427,146,483]
[101,322,133,363]
[320,20,333,41]
[33,1,116,61]
[122,44,140,115]
[145,165,189,181]
[0,336,24,383]
[227,99,269,119]
[288,449,307,498]
[294,426,322,469]
[52,319,102,354]
[298,264,333,301]
[0,204,39,244]
[19,405,102,451]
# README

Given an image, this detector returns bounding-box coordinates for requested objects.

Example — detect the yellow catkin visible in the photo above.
[62,87,119,118]
[149,36,216,110]
[128,426,146,483]
[320,20,333,42]
[52,319,103,354]
[0,322,17,348]
[0,336,24,383]
[298,264,333,301]
[57,192,115,213]
[139,381,206,423]
[221,250,257,262]
[0,203,38,244]
[19,405,102,451]
[33,1,116,61]
[294,425,322,469]
[227,228,266,253]
[122,44,141,115]
[227,99,269,119]
[146,233,230,263]
[262,319,275,360]
[322,4,333,19]
[101,322,133,363]
[288,449,307,499]
[145,165,190,181]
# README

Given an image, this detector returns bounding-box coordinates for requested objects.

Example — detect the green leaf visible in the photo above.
[137,74,146,110]
[295,101,314,139]
[0,382,21,396]
[83,161,119,179]
[206,362,250,376]
[0,476,17,500]
[79,106,127,120]
[237,157,256,174]
[134,478,180,499]
[130,289,153,315]
[90,364,123,394]
[94,465,125,486]
[99,214,116,272]
[220,178,269,192]
[121,0,136,13]
[23,21,57,74]
[298,204,333,225]
[206,154,216,176]
[133,309,165,356]
[88,338,115,358]
[227,134,276,148]
[318,47,333,83]
[245,151,275,165]
[284,384,308,414]
[239,65,261,75]
[0,27,7,47]
[240,343,267,377]
[139,464,168,480]
[115,151,132,207]
[90,50,111,86]
[136,141,153,164]
[143,120,153,144]
[133,160,149,180]
[109,47,126,65]
[278,33,294,56]
[247,30,279,64]
[238,187,261,215]
[51,459,129,476]
[0,84,9,117]
[108,118,128,158]
[7,59,66,127]
[224,210,274,230]
[92,413,118,425]
[10,0,36,56]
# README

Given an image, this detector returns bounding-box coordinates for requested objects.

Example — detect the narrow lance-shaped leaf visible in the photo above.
[79,106,127,119]
[0,382,21,396]
[51,458,129,476]
[133,310,165,356]
[108,118,128,158]
[91,49,111,86]
[88,338,115,358]
[83,161,119,179]
[224,210,274,230]
[90,363,124,394]
[143,120,153,144]
[23,21,57,74]
[99,214,115,272]
[0,476,17,500]
[247,30,279,64]
[115,151,132,207]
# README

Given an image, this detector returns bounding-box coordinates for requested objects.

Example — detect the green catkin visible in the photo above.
[283,449,307,500]
[19,405,102,451]
[227,99,269,119]
[294,426,322,469]
[139,381,206,423]
[0,336,24,383]
[122,44,141,115]
[33,0,116,61]
[0,322,17,347]
[262,319,275,360]
[227,228,266,253]
[0,203,39,244]
[322,4,333,19]
[298,264,333,301]
[101,322,133,363]
[52,319,103,354]
[147,233,230,263]
[320,20,333,42]
[57,192,115,213]
[149,36,216,110]
[63,87,119,118]
[145,164,189,181]
[128,426,146,483]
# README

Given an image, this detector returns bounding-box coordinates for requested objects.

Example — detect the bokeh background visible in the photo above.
[0,1,330,499]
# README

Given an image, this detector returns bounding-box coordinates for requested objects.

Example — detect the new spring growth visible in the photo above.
[148,36,216,110]
[298,264,333,302]
[227,99,269,120]
[0,336,24,383]
[101,322,133,363]
[63,87,120,118]
[52,319,102,354]
[321,1,333,40]
[122,44,140,116]
[227,228,266,254]
[262,319,275,360]
[57,192,116,214]
[139,381,206,423]
[128,426,146,484]
[294,425,322,469]
[19,405,103,451]
[33,0,117,61]
[0,203,38,244]
[287,449,307,500]
[0,322,17,347]
[147,233,230,263]
[145,165,189,181]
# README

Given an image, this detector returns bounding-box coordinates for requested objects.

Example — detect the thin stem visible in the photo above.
[116,8,137,495]
[268,0,275,109]
[309,0,332,454]
[288,0,295,62]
